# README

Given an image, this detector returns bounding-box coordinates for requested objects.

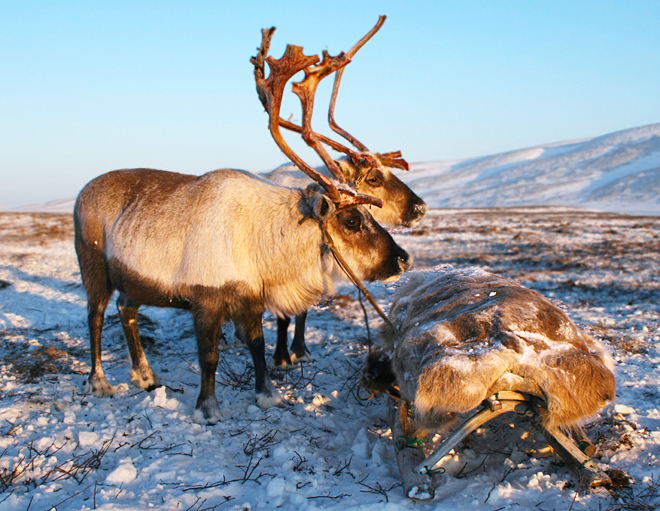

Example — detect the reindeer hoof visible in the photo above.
[193,396,224,425]
[290,351,314,365]
[130,368,162,391]
[407,483,435,501]
[272,353,294,368]
[86,374,115,397]
[218,331,230,351]
[255,390,283,409]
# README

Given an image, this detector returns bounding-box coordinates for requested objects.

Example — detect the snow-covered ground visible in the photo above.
[1,208,660,510]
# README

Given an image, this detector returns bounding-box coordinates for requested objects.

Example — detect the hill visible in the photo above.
[402,123,660,216]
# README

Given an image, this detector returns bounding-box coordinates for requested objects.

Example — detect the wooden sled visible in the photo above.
[391,388,612,501]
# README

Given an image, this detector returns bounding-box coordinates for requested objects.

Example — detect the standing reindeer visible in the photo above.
[249,16,426,367]
[74,22,410,425]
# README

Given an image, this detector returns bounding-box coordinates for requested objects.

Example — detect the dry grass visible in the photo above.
[2,342,86,383]
[0,213,73,244]
[0,433,114,495]
[605,473,660,510]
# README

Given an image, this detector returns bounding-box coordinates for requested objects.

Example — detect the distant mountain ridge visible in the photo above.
[401,122,660,216]
[6,123,660,216]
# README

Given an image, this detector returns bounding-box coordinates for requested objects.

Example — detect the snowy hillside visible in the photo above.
[402,123,660,216]
[8,199,77,214]
[6,123,660,216]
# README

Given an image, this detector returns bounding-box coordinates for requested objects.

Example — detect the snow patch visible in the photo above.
[105,459,138,485]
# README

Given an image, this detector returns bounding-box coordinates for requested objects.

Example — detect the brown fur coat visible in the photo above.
[366,266,616,430]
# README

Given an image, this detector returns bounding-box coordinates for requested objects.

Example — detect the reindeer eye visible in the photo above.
[365,171,383,188]
[343,216,361,231]
[366,176,382,187]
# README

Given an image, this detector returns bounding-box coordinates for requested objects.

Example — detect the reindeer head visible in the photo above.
[251,15,425,226]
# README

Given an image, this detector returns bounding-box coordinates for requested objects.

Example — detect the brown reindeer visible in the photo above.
[74,24,410,425]
[249,16,426,367]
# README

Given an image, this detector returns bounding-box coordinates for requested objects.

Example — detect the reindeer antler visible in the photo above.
[326,16,410,173]
[260,18,410,173]
[252,28,383,207]
[327,16,386,152]
[251,31,338,197]
[291,50,352,188]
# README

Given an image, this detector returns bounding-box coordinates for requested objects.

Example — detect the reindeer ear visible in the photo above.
[311,193,336,221]
[336,159,359,183]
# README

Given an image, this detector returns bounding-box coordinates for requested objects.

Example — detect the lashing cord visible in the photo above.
[319,220,403,339]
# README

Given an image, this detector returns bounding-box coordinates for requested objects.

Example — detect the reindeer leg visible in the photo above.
[242,313,282,408]
[117,294,161,391]
[290,311,314,364]
[86,292,114,397]
[191,305,224,425]
[233,322,246,348]
[218,329,229,350]
[272,315,293,368]
[77,238,114,398]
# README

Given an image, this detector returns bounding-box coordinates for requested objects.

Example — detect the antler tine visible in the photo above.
[326,16,411,173]
[253,29,359,161]
[327,15,387,152]
[251,27,276,112]
[291,51,351,182]
[277,118,357,158]
[375,151,410,171]
[251,28,342,201]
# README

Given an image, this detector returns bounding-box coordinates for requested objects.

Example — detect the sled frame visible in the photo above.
[391,391,611,500]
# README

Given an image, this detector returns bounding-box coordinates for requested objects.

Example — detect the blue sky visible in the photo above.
[1,0,659,206]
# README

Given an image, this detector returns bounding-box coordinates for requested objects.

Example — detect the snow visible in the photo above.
[105,460,138,485]
[1,206,660,510]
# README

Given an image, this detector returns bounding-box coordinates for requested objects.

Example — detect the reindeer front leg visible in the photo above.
[241,313,282,408]
[273,315,293,367]
[192,305,225,425]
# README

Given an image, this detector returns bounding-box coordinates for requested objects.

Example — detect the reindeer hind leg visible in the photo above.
[272,315,293,368]
[117,293,161,391]
[76,236,114,397]
[241,313,282,408]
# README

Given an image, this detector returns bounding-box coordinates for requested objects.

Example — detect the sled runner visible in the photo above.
[389,386,612,501]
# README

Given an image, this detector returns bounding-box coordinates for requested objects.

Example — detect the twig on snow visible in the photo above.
[357,476,399,503]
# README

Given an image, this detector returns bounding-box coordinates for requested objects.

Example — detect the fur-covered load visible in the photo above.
[365,266,616,430]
